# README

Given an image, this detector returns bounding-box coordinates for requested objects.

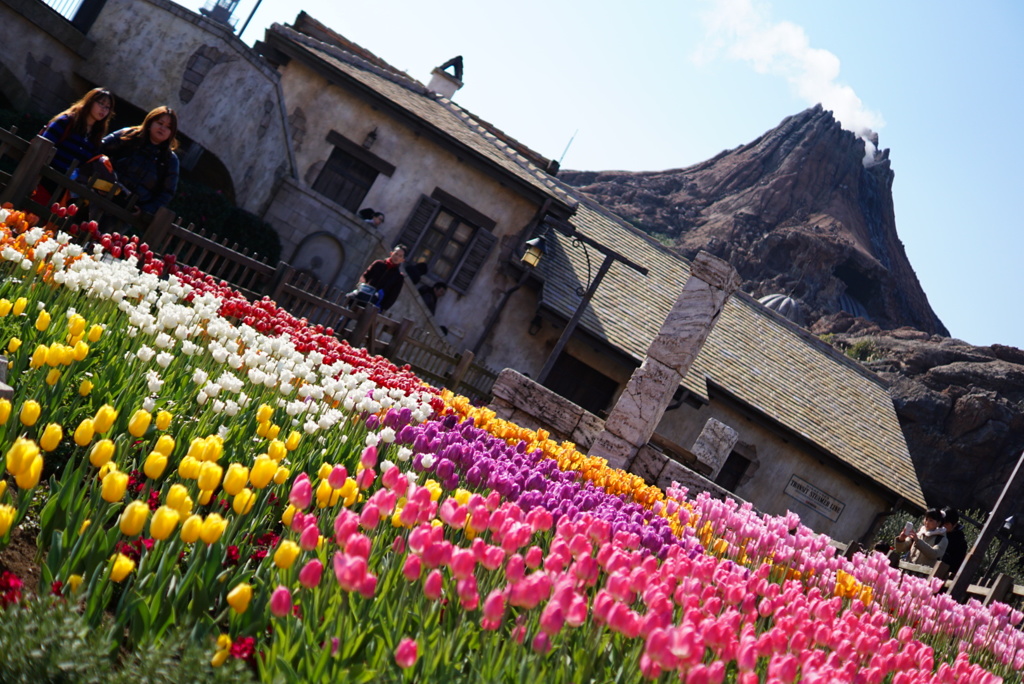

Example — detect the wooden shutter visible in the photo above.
[450,227,497,294]
[395,194,441,254]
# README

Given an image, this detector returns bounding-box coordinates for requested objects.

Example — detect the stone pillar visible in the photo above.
[589,251,741,470]
[691,418,739,478]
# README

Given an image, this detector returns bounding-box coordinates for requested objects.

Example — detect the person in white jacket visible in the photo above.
[894,508,948,565]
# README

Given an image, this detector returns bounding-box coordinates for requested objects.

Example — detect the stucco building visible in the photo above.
[0,1,927,540]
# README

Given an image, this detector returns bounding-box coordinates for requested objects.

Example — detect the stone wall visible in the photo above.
[488,369,741,502]
[0,0,94,113]
[79,0,292,213]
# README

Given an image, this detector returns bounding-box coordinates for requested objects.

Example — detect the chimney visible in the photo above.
[428,56,464,99]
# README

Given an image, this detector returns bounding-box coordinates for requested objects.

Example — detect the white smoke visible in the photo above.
[696,0,884,165]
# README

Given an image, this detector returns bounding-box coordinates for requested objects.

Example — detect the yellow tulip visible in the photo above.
[198,489,213,505]
[67,574,84,592]
[68,313,86,337]
[119,500,149,536]
[34,309,51,332]
[97,462,117,480]
[45,368,60,386]
[0,299,10,316]
[79,379,94,396]
[153,434,175,457]
[249,455,276,489]
[43,345,60,367]
[19,400,41,426]
[339,478,358,507]
[101,470,128,503]
[197,462,223,492]
[317,462,332,480]
[233,488,255,515]
[256,404,273,423]
[0,399,9,425]
[7,337,21,353]
[281,504,296,528]
[0,480,6,500]
[5,438,39,476]
[15,454,43,489]
[128,409,152,438]
[178,455,201,479]
[59,345,74,365]
[211,648,230,668]
[267,424,281,440]
[273,466,290,485]
[93,404,117,433]
[12,297,27,316]
[268,439,286,462]
[199,514,226,544]
[155,411,172,431]
[30,344,46,369]
[87,324,103,342]
[256,420,270,438]
[222,463,249,496]
[143,451,167,479]
[285,431,301,451]
[149,506,180,541]
[72,340,89,361]
[89,439,115,468]
[226,583,252,614]
[0,504,16,536]
[186,437,206,461]
[273,540,300,569]
[180,514,203,543]
[79,519,91,534]
[73,418,95,446]
[316,479,340,508]
[109,553,136,582]
[39,423,62,452]
[204,436,223,462]
[165,483,191,513]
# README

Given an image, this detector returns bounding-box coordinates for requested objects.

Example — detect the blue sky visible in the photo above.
[177,0,1024,350]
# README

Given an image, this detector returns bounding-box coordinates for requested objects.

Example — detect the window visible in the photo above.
[542,353,620,416]
[714,451,750,492]
[396,190,497,294]
[312,130,395,213]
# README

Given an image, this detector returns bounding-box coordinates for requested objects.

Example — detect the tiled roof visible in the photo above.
[270,25,574,210]
[538,194,925,508]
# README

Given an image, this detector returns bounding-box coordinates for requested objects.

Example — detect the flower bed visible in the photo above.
[0,204,1020,683]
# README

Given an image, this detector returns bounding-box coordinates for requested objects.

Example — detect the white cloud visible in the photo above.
[697,0,884,146]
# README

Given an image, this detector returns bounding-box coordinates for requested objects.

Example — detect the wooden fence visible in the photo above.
[0,129,500,400]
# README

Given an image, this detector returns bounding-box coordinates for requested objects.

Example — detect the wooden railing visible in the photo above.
[0,127,501,400]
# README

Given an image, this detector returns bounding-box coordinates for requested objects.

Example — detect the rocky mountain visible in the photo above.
[560,106,1024,514]
[560,105,947,336]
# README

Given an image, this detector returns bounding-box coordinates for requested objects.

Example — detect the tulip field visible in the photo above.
[0,203,1022,683]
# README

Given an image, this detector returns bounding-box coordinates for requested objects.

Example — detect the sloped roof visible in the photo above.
[265,21,922,509]
[267,25,574,211]
[538,195,925,509]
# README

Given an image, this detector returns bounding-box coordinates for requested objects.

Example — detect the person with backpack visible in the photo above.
[101,106,180,216]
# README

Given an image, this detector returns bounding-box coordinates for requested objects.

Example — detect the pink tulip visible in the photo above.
[358,573,377,598]
[394,637,417,669]
[327,465,347,489]
[360,445,378,468]
[356,467,375,490]
[298,559,323,588]
[531,632,551,654]
[359,504,381,530]
[423,569,443,601]
[299,524,319,551]
[402,553,422,581]
[333,552,368,593]
[270,585,292,617]
[346,533,371,559]
[482,589,505,623]
[289,474,312,509]
[539,600,565,636]
[456,575,478,610]
[449,548,475,580]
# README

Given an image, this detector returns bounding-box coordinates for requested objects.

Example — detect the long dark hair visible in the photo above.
[119,106,179,152]
[48,87,115,148]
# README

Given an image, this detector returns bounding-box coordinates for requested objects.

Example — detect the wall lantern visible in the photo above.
[363,128,378,149]
[521,236,546,268]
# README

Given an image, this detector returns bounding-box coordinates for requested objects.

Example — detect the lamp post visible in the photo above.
[470,236,546,355]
